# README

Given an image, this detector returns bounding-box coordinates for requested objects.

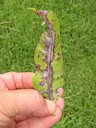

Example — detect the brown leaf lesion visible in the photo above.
[41,15,56,100]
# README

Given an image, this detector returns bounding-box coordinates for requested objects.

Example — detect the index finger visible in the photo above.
[0,72,34,90]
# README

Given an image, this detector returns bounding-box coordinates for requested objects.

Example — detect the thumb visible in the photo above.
[0,89,55,126]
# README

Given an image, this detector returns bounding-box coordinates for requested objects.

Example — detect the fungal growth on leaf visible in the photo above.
[28,8,64,101]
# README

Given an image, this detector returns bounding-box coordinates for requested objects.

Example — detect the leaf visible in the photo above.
[29,8,64,101]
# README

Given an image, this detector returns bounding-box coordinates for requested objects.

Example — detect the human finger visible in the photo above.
[0,72,34,90]
[0,90,55,127]
[16,106,62,128]
[15,97,64,123]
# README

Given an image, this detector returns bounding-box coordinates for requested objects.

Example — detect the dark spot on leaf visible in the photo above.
[56,52,61,60]
[36,64,41,70]
[38,53,40,58]
[43,58,45,61]
[39,81,45,86]
[58,52,60,56]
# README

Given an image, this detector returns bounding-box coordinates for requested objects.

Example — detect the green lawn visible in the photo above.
[0,0,96,127]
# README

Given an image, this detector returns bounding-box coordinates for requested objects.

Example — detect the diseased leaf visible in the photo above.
[29,8,64,101]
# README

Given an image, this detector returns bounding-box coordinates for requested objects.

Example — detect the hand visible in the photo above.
[0,72,64,128]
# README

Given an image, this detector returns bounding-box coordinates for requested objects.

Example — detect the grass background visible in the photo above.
[0,0,96,127]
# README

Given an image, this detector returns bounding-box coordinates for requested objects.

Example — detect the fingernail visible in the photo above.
[46,100,56,114]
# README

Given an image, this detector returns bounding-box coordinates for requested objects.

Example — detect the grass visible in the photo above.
[0,0,96,127]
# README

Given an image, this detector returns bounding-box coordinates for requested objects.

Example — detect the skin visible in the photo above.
[0,72,64,128]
